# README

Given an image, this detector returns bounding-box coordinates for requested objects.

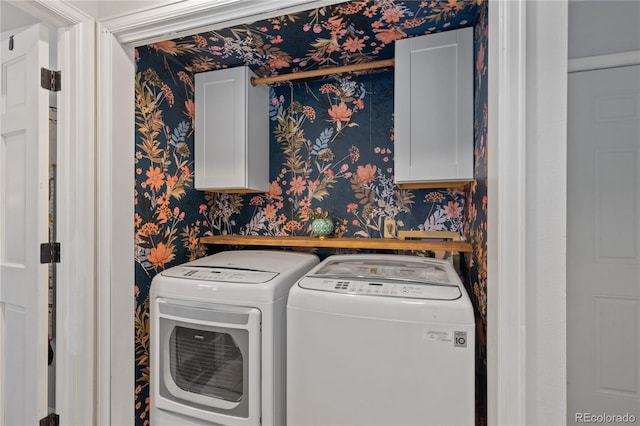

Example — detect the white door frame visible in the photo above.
[4,1,96,425]
[98,0,570,425]
[568,50,640,73]
[487,0,568,424]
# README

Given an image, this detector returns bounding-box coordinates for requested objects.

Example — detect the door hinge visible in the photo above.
[40,242,61,264]
[39,413,60,426]
[41,68,61,92]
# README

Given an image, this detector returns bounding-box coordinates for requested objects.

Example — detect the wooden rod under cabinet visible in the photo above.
[251,58,395,86]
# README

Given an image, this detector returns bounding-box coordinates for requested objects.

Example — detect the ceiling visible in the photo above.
[138,0,482,79]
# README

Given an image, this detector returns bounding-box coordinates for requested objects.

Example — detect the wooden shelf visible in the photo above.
[200,235,472,252]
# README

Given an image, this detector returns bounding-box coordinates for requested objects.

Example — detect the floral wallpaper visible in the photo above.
[464,4,488,424]
[133,0,487,424]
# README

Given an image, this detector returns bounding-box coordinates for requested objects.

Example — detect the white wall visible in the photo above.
[568,0,640,59]
[0,2,39,31]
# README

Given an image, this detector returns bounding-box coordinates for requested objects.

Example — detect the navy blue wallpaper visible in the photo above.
[134,1,487,424]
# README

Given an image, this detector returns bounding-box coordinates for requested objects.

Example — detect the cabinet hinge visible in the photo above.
[40,242,61,264]
[39,413,60,426]
[41,68,61,92]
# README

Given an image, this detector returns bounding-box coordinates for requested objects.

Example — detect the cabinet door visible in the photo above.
[195,67,269,193]
[394,27,473,187]
[196,67,247,190]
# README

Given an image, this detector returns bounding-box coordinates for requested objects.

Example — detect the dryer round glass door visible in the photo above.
[154,299,261,425]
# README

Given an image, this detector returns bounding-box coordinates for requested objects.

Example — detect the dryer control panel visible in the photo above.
[162,266,278,284]
[298,277,461,300]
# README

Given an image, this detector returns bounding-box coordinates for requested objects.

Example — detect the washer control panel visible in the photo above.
[299,277,461,300]
[162,266,278,284]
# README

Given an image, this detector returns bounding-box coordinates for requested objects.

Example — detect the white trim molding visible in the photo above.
[487,0,528,424]
[488,0,568,425]
[55,17,97,426]
[102,0,345,45]
[524,1,568,424]
[569,50,640,73]
[96,23,136,426]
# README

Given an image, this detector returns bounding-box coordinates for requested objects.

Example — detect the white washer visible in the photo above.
[287,254,475,426]
[150,250,319,426]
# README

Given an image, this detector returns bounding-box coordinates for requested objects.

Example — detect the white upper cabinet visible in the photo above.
[195,66,269,193]
[394,27,474,188]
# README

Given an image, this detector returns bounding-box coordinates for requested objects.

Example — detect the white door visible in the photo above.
[567,64,640,424]
[0,24,50,425]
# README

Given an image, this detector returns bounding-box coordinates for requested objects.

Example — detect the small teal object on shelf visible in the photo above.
[311,218,334,240]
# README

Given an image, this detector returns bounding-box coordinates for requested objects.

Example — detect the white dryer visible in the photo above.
[150,250,319,426]
[287,254,475,426]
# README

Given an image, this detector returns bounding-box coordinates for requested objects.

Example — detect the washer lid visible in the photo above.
[310,258,452,285]
[160,266,278,284]
[300,257,462,300]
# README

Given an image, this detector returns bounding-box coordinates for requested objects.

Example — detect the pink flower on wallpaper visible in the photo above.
[444,201,462,219]
[269,56,290,69]
[267,181,283,200]
[343,37,365,53]
[374,27,406,44]
[328,102,353,123]
[290,176,306,196]
[264,204,277,220]
[150,40,178,55]
[184,99,195,124]
[364,5,378,18]
[145,167,164,191]
[166,175,178,189]
[347,203,358,213]
[356,164,377,185]
[382,6,405,24]
[148,242,174,268]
